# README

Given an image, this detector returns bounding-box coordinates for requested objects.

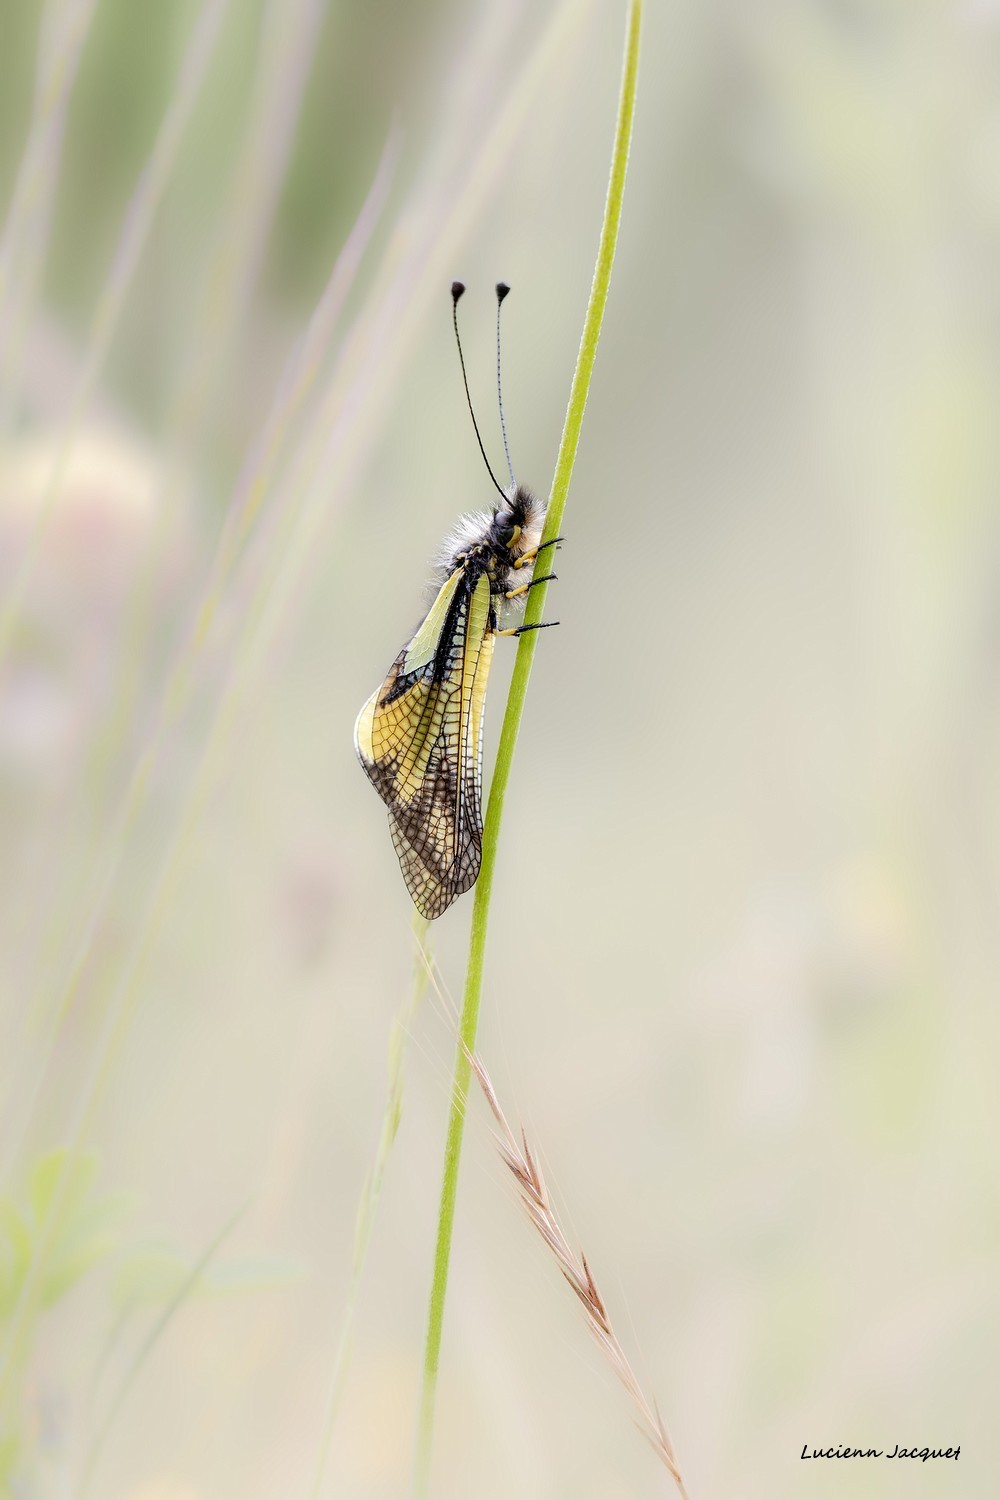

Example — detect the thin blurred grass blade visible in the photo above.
[0,0,593,1408]
[78,1203,248,1495]
[0,131,399,1187]
[17,8,383,1087]
[166,0,330,464]
[306,912,430,1500]
[0,0,233,672]
[10,0,584,1173]
[0,0,100,431]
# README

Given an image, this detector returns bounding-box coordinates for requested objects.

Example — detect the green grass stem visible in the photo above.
[413,4,643,1493]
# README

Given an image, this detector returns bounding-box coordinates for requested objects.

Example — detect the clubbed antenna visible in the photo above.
[495,281,515,488]
[451,281,506,500]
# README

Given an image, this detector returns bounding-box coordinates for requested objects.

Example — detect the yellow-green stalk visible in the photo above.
[413,4,643,1492]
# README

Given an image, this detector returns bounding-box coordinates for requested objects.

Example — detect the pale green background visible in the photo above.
[0,1,995,1496]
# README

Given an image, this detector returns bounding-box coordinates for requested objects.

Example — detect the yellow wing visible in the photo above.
[355,568,495,919]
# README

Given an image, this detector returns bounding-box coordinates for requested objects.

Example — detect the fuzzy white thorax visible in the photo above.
[428,485,546,605]
[432,508,495,582]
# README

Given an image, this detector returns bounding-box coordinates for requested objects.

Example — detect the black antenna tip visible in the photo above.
[451,280,466,302]
[496,281,511,303]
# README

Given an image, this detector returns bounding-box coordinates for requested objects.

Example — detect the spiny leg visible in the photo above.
[502,536,563,632]
[505,572,557,600]
[496,620,559,636]
[513,536,564,569]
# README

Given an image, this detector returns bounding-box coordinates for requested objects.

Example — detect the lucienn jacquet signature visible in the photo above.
[801,1444,960,1462]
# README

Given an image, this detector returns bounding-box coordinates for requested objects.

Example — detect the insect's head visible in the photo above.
[492,497,521,549]
[490,484,542,556]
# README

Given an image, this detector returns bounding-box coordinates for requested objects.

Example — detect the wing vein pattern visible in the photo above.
[355,568,495,918]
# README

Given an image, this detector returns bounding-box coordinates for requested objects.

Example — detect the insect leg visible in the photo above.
[505,572,557,600]
[496,620,560,636]
[513,536,564,569]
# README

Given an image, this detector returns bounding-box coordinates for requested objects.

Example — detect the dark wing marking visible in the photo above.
[355,569,495,918]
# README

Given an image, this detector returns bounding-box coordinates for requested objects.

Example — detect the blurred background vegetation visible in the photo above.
[1,0,998,1496]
